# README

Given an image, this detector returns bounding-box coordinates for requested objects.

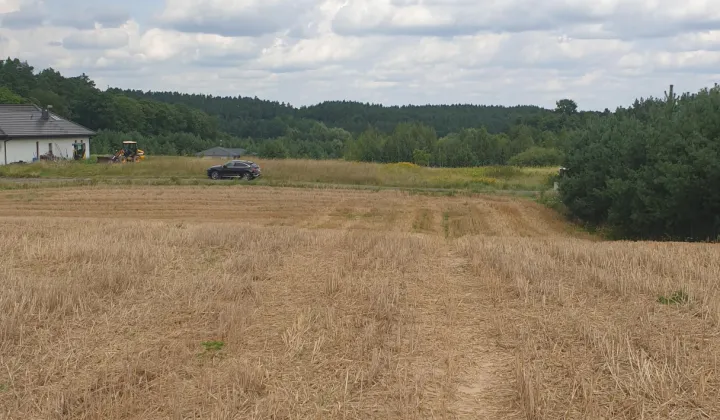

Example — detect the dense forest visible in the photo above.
[1,57,718,241]
[112,88,553,136]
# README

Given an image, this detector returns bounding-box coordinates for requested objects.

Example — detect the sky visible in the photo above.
[1,0,720,110]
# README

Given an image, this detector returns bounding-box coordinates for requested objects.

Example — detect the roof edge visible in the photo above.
[48,110,97,136]
[4,134,93,140]
[0,103,97,136]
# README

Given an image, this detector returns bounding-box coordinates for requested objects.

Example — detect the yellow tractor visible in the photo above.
[97,141,146,163]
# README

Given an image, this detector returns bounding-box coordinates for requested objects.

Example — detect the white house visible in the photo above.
[0,104,95,165]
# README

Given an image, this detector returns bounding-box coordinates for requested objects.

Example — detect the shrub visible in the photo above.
[508,147,564,167]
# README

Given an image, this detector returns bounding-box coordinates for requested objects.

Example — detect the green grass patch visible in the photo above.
[0,156,558,192]
[658,290,689,306]
[201,340,225,352]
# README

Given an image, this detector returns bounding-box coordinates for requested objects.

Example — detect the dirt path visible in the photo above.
[441,247,520,419]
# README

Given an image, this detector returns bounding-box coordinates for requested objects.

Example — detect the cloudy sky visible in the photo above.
[1,0,719,110]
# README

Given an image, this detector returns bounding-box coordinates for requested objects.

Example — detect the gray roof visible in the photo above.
[196,147,246,157]
[0,104,96,139]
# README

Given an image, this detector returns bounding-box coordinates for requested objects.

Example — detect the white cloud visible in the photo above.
[252,34,371,71]
[0,0,720,111]
[332,0,720,39]
[0,0,23,14]
[158,0,316,37]
[62,27,130,50]
[132,28,260,66]
[669,31,720,52]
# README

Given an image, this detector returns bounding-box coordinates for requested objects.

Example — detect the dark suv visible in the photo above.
[207,160,261,180]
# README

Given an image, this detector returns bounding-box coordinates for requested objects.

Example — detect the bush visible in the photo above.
[508,147,564,167]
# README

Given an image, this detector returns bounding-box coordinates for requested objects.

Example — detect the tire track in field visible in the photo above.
[0,186,578,239]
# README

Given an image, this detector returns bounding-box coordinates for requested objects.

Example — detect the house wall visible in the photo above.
[2,137,90,165]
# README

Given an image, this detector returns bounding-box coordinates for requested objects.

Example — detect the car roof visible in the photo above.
[230,159,256,164]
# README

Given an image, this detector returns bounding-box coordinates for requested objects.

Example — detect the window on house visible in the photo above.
[49,143,52,154]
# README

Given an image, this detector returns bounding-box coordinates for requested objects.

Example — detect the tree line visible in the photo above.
[1,57,595,165]
[112,89,556,137]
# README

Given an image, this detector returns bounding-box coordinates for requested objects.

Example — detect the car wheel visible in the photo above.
[210,171,220,180]
[243,173,253,181]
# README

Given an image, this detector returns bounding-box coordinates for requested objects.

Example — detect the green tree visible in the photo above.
[0,86,25,104]
[344,126,385,162]
[0,58,36,96]
[555,99,578,115]
[436,133,477,167]
[507,124,535,156]
[28,88,70,116]
[258,139,289,158]
[108,94,146,133]
[560,85,720,241]
[412,149,431,166]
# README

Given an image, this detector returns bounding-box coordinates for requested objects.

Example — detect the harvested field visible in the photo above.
[0,185,718,419]
[0,186,570,237]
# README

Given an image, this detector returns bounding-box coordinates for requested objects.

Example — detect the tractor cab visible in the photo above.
[72,141,86,160]
[118,141,145,162]
[123,141,138,157]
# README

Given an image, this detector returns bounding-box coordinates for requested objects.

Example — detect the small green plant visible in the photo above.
[201,340,225,352]
[442,211,450,238]
[658,290,689,305]
[536,190,566,213]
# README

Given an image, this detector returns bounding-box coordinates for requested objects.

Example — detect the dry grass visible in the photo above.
[0,156,556,191]
[0,186,571,236]
[0,185,718,419]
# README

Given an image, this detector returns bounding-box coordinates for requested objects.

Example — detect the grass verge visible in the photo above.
[0,156,558,191]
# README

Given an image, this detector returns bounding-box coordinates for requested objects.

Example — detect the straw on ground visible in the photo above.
[0,185,717,419]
